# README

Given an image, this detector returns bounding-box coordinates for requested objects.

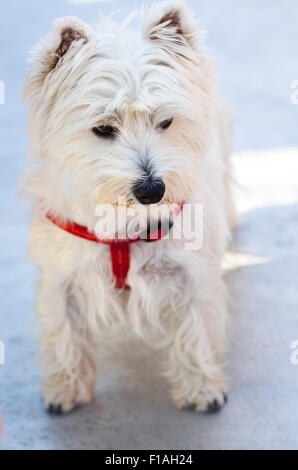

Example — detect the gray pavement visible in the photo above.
[0,0,298,450]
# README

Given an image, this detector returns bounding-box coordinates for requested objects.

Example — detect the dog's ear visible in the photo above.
[54,17,91,61]
[142,1,199,50]
[31,16,92,74]
[23,17,93,105]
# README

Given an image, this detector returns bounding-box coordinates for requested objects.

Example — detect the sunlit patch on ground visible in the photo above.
[223,252,269,271]
[233,147,298,214]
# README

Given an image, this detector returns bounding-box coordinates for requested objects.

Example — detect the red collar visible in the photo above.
[46,202,184,290]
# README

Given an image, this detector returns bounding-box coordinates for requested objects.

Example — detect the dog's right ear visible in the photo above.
[30,16,92,75]
[54,17,91,61]
[24,17,93,103]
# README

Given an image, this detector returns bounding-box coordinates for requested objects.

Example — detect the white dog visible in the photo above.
[22,1,236,414]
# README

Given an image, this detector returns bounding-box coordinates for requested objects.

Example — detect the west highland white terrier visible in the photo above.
[22,1,236,414]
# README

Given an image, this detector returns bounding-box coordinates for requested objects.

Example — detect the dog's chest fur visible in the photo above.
[31,212,191,333]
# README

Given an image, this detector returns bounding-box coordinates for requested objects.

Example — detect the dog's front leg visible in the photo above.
[36,273,98,414]
[164,273,229,413]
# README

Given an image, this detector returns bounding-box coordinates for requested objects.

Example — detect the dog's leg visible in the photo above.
[36,273,98,414]
[164,271,229,413]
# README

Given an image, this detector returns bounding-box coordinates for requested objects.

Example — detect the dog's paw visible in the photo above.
[173,379,228,413]
[44,388,94,415]
[206,392,228,413]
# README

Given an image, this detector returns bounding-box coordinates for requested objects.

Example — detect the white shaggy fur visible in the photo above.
[22,1,236,413]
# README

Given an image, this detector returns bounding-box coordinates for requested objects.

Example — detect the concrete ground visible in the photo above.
[0,0,298,450]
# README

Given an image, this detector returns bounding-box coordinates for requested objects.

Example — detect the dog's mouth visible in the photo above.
[120,201,184,241]
[140,218,174,242]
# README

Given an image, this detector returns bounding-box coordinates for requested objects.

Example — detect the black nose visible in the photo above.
[133,177,165,205]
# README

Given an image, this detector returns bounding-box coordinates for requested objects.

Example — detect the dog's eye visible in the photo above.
[92,125,116,138]
[159,118,173,130]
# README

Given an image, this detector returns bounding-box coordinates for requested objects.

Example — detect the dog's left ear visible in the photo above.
[142,1,199,50]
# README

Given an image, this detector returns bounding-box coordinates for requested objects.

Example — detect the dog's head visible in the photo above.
[24,1,216,232]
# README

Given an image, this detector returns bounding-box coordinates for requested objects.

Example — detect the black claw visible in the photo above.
[207,399,222,413]
[207,393,228,413]
[47,404,64,415]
